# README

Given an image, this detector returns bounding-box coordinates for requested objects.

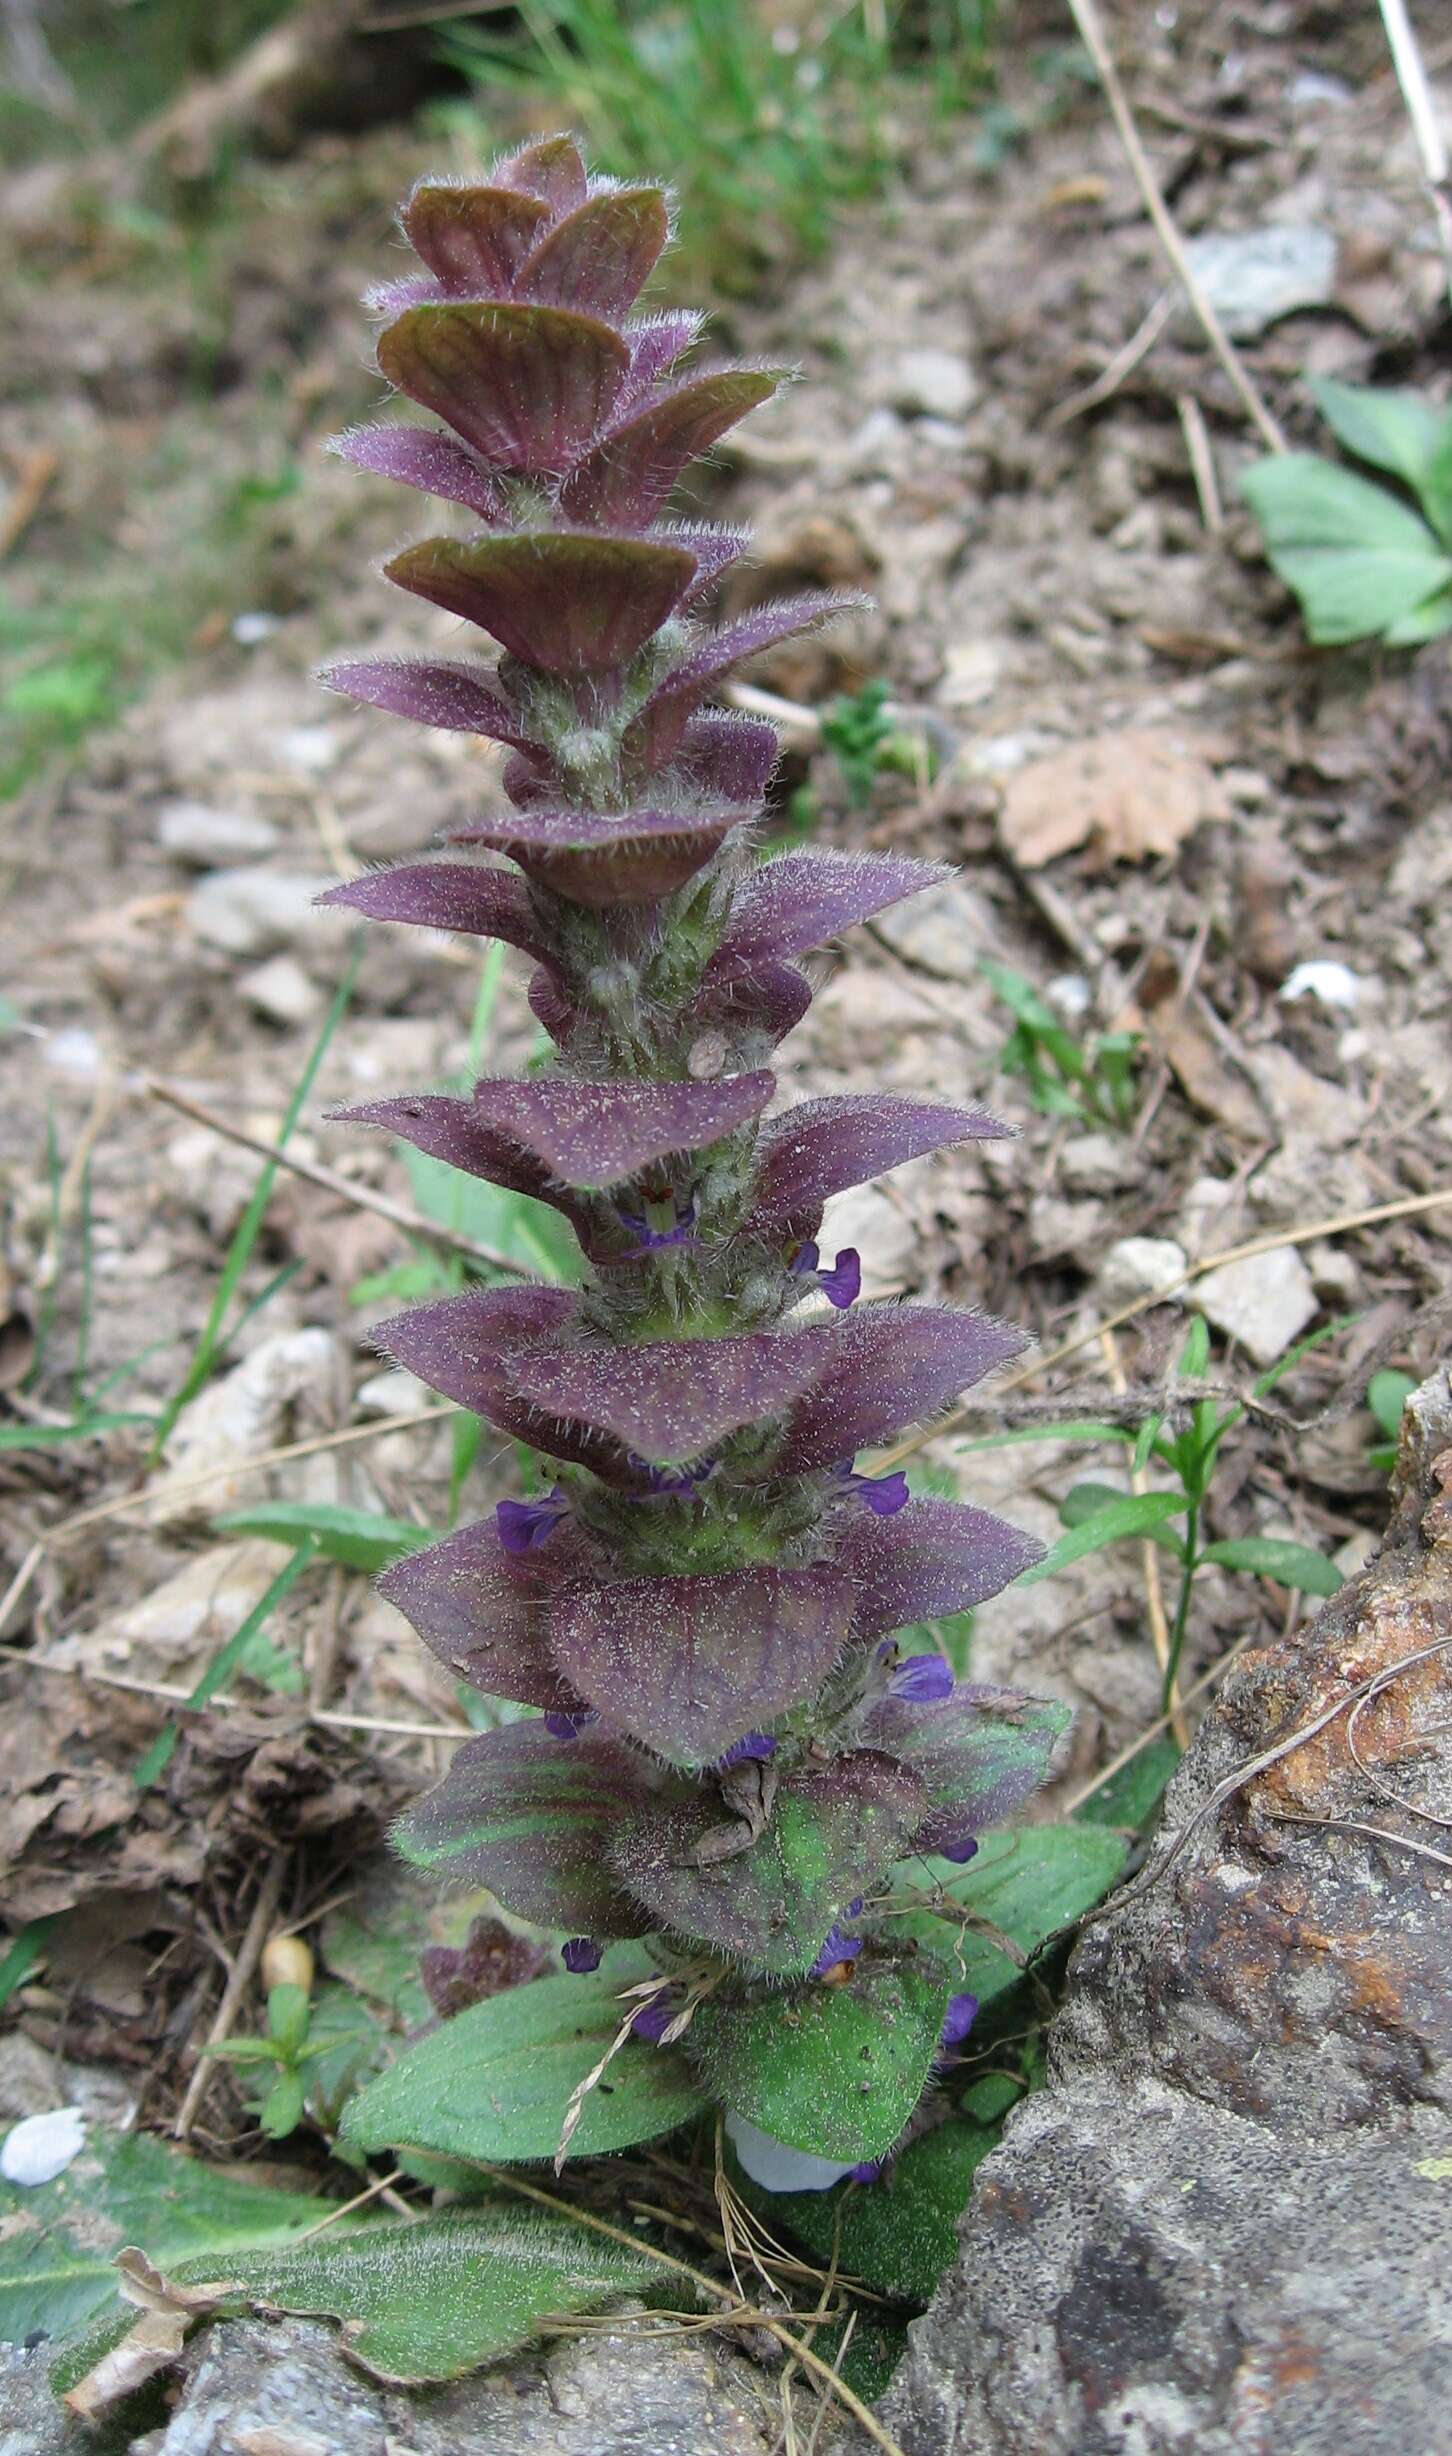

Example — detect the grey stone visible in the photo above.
[156,801,280,868]
[1097,1235,1187,1307]
[186,869,339,959]
[1181,224,1338,338]
[0,2343,89,2456]
[0,2312,776,2456]
[1189,1241,1317,1365]
[867,1367,1452,2456]
[240,954,324,1027]
[888,347,977,421]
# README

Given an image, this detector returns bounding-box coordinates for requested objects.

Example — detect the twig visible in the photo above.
[50,1402,452,1539]
[293,2167,405,2239]
[877,1180,1452,1468]
[0,1646,472,1743]
[723,680,823,752]
[174,1848,288,2137]
[1062,0,1288,453]
[1046,287,1174,428]
[1100,1328,1188,1744]
[1264,1810,1452,1871]
[146,1077,534,1279]
[1176,392,1223,531]
[471,2167,909,2456]
[1378,0,1452,310]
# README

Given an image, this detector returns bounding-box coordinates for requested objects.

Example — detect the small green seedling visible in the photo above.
[1366,1368,1415,1475]
[1019,1318,1343,1710]
[983,961,1140,1130]
[206,1983,333,2141]
[1241,378,1452,647]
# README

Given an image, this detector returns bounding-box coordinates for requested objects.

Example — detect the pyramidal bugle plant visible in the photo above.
[325,136,1066,2192]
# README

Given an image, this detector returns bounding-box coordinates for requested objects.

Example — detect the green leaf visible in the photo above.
[52,2209,660,2396]
[260,2069,308,2139]
[769,2115,1003,2303]
[1368,1368,1416,1443]
[215,1501,438,1572]
[892,1824,1129,2008]
[1240,453,1452,644]
[1308,378,1446,499]
[690,1956,953,2162]
[267,1982,312,2058]
[1198,1536,1342,1595]
[0,2128,364,2350]
[341,1956,707,2166]
[0,1916,56,2009]
[1015,1490,1185,1584]
[1382,586,1452,646]
[0,1410,152,1452]
[1075,1736,1182,1829]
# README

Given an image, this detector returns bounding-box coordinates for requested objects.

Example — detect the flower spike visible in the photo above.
[327,135,1063,2183]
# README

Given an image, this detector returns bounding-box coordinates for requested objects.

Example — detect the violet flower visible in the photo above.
[787,1240,862,1309]
[940,1992,979,2047]
[328,132,1063,2180]
[544,1708,598,1739]
[716,1732,777,1769]
[881,1646,955,1703]
[562,1937,603,1974]
[496,1486,569,1554]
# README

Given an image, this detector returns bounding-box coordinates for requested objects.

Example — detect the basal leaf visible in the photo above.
[52,2208,661,2399]
[341,1956,707,2165]
[893,1824,1129,2007]
[0,2128,364,2351]
[692,1955,952,2162]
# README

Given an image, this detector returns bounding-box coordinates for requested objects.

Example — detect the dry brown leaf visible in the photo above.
[999,726,1231,869]
[63,2248,239,2419]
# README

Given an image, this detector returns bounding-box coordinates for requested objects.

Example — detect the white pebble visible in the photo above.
[2,2106,86,2186]
[1279,959,1360,1013]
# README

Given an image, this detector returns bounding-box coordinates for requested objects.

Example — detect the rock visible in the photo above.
[1189,1243,1316,1365]
[0,2344,81,2455]
[887,347,977,421]
[156,799,280,867]
[241,954,324,1028]
[19,2310,776,2455]
[275,723,340,774]
[186,868,338,959]
[1097,1236,1188,1308]
[870,1368,1452,2456]
[106,1539,294,1670]
[0,2032,135,2131]
[937,638,1003,710]
[844,405,911,472]
[1279,957,1361,1012]
[1181,223,1338,337]
[1059,1134,1135,1198]
[354,1366,430,1418]
[868,879,997,981]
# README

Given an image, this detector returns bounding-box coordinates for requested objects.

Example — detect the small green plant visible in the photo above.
[1241,378,1452,647]
[205,1982,333,2141]
[1021,1319,1343,1711]
[1367,1367,1415,1474]
[983,961,1141,1130]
